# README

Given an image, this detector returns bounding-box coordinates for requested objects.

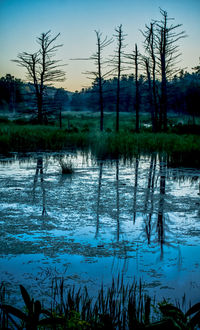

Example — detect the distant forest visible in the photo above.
[70,70,200,120]
[0,69,200,121]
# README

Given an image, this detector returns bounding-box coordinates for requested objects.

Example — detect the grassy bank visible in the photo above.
[0,112,200,166]
[1,278,200,329]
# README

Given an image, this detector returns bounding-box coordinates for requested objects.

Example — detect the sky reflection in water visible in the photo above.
[0,152,200,305]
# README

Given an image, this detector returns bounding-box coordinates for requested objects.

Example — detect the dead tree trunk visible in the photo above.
[144,58,155,131]
[113,25,126,132]
[135,44,140,133]
[96,32,105,131]
[74,31,112,131]
[142,23,158,132]
[116,26,123,132]
[159,25,167,131]
[156,9,186,131]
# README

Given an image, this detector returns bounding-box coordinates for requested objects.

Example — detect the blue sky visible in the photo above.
[0,0,200,91]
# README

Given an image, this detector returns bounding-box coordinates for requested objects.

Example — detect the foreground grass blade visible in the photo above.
[20,284,32,312]
[1,304,27,321]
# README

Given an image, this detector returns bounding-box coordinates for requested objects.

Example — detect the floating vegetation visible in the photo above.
[59,159,74,174]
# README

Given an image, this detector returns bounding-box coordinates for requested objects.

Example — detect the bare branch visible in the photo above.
[12,31,66,123]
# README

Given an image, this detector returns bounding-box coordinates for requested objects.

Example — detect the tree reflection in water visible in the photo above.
[157,154,167,259]
[131,153,181,260]
[133,156,139,223]
[96,161,103,238]
[27,153,198,262]
[144,153,157,245]
[116,159,120,241]
[1,152,200,303]
[95,159,120,241]
[32,156,47,216]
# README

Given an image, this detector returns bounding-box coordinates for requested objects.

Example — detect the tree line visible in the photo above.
[1,70,199,127]
[0,8,200,132]
[70,70,200,122]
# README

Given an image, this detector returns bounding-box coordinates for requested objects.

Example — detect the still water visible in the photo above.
[0,152,200,305]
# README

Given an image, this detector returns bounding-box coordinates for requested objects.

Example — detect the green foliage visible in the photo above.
[148,300,200,329]
[66,311,91,329]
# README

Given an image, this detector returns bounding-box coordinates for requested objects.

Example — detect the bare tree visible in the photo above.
[72,31,112,131]
[142,9,186,131]
[126,44,141,132]
[156,9,186,130]
[113,25,126,132]
[134,44,140,133]
[13,31,66,124]
[142,22,158,132]
[88,31,113,131]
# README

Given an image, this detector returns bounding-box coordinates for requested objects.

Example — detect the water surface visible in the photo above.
[0,152,200,305]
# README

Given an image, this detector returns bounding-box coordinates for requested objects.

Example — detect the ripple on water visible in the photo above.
[0,152,200,306]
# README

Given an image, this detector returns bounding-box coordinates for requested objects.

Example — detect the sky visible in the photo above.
[0,0,200,92]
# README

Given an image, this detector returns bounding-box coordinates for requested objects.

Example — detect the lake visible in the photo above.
[0,151,200,306]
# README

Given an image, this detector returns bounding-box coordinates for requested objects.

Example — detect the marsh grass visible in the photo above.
[1,277,200,329]
[55,277,154,329]
[1,113,200,166]
[0,277,157,329]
